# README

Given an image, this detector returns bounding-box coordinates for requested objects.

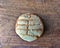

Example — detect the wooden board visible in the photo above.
[0,0,60,48]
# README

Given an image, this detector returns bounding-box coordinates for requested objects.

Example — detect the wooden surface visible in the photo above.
[0,0,60,48]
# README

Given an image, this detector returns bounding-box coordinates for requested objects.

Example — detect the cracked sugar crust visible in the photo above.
[15,13,44,42]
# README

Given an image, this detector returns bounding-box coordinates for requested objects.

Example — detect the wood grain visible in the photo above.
[0,0,60,48]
